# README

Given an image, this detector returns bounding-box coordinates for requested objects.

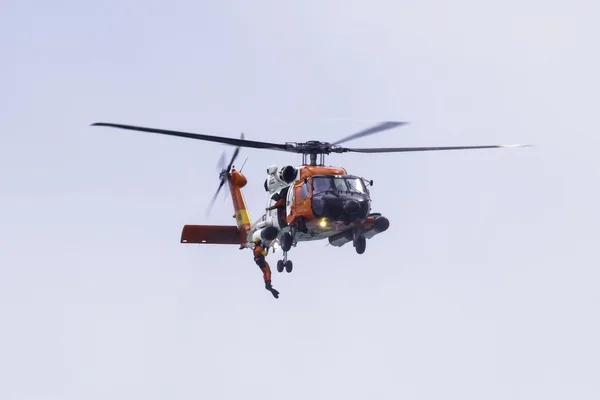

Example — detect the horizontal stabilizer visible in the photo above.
[181,225,242,244]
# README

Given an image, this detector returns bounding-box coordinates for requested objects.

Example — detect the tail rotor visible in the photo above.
[222,155,248,204]
[205,133,244,217]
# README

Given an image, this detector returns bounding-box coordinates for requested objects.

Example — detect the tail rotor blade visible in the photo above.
[216,151,226,171]
[227,146,240,171]
[206,133,245,218]
[225,134,244,171]
[239,157,248,172]
[223,187,229,202]
[205,178,226,217]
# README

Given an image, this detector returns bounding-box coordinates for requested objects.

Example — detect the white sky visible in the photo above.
[2,1,599,399]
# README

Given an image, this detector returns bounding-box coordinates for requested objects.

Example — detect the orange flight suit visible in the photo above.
[253,242,279,299]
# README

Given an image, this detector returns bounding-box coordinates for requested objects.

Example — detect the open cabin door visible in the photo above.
[286,184,295,219]
[266,188,289,229]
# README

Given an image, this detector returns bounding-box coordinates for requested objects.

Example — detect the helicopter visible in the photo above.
[91,121,529,273]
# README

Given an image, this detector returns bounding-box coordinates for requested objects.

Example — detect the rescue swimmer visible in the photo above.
[253,237,280,299]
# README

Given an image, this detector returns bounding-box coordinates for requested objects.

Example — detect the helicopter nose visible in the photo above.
[343,199,361,214]
[311,194,369,221]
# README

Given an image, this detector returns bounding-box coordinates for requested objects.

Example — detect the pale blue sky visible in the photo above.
[2,1,599,399]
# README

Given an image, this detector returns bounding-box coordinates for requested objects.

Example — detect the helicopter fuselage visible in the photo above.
[248,164,389,249]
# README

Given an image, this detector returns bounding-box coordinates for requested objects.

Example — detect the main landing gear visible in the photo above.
[276,255,293,273]
[353,228,366,255]
[276,228,295,273]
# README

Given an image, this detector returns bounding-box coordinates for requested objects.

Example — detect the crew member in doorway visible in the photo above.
[265,197,285,211]
[253,238,280,299]
[266,190,288,227]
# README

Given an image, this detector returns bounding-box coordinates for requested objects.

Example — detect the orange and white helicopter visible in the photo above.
[92,121,528,273]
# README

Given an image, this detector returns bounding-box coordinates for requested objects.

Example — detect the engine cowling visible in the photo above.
[278,165,297,183]
[265,165,298,193]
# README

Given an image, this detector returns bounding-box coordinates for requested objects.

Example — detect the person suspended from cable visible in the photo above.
[253,238,279,299]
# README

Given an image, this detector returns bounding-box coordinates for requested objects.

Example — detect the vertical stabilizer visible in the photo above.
[228,167,252,244]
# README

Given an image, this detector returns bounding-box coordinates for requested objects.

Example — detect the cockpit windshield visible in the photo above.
[312,175,367,194]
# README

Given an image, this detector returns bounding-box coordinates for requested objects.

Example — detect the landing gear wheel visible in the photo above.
[285,260,293,273]
[277,260,284,273]
[355,235,366,254]
[281,232,293,252]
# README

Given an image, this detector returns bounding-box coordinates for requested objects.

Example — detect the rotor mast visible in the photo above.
[294,140,336,166]
[302,153,326,166]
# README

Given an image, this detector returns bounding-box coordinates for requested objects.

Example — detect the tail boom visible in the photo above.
[179,167,253,246]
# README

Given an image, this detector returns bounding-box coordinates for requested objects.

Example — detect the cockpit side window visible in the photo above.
[345,177,366,194]
[361,178,371,195]
[300,181,310,198]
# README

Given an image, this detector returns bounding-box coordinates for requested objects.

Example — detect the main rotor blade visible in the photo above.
[91,122,290,152]
[341,144,531,153]
[331,121,409,146]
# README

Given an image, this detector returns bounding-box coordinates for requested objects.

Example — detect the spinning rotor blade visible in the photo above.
[216,152,226,171]
[205,135,243,217]
[226,145,240,172]
[224,132,243,172]
[91,122,290,151]
[239,157,248,172]
[206,179,226,217]
[331,121,409,145]
[342,144,531,153]
[92,121,530,158]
